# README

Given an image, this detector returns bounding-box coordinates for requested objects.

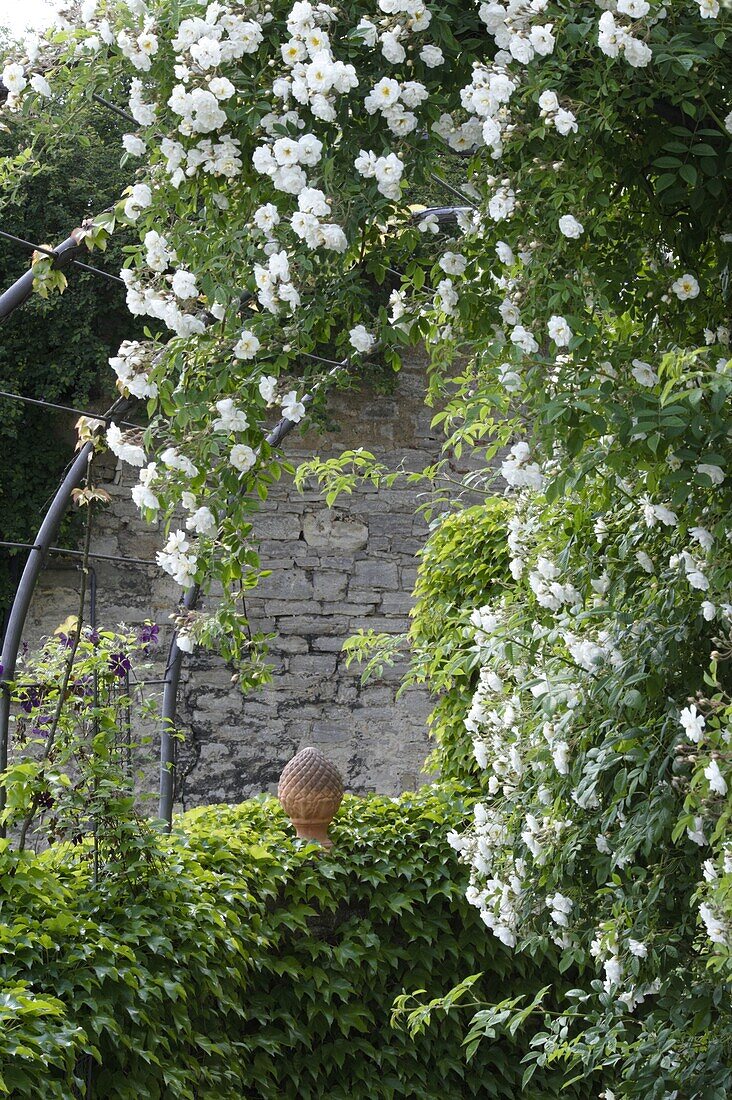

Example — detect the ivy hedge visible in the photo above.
[410,499,511,780]
[0,785,578,1098]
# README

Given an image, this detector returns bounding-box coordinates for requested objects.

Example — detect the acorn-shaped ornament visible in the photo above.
[278,747,344,848]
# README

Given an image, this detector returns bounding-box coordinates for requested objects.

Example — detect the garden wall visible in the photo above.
[23,349,459,809]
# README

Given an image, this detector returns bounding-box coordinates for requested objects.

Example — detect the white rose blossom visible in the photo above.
[230,444,256,473]
[671,274,700,301]
[281,391,306,423]
[547,315,572,347]
[349,325,376,353]
[233,330,261,360]
[558,214,584,239]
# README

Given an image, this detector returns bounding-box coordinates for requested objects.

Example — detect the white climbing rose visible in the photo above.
[671,273,700,300]
[233,330,261,359]
[558,214,584,239]
[349,325,376,353]
[281,391,306,423]
[230,444,256,473]
[171,270,198,300]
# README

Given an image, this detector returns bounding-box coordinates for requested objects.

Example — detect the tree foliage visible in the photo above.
[0,107,139,618]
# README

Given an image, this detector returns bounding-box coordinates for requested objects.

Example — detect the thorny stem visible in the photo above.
[18,455,95,852]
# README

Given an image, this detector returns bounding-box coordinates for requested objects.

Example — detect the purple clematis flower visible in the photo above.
[137,623,160,654]
[19,686,43,713]
[30,713,52,736]
[108,652,132,678]
[71,675,94,699]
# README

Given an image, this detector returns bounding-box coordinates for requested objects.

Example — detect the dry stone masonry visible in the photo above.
[25,350,455,809]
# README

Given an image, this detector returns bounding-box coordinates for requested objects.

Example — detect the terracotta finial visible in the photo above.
[278,747,344,849]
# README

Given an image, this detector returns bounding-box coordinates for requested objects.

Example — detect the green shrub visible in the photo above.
[410,499,511,780]
[0,785,577,1099]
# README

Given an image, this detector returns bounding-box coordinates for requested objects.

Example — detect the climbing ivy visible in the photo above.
[342,498,511,780]
[409,499,512,779]
[0,786,581,1099]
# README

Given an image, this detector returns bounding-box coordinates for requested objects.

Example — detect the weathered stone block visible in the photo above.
[287,654,338,677]
[347,587,397,605]
[379,592,416,615]
[273,636,310,655]
[311,637,346,653]
[400,566,419,589]
[347,616,409,635]
[254,513,302,540]
[351,560,399,589]
[312,570,349,601]
[328,600,379,616]
[255,570,313,600]
[302,510,368,551]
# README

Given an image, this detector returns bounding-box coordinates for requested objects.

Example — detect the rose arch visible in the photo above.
[0,0,731,1092]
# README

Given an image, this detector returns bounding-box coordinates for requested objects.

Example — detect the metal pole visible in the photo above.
[0,228,86,323]
[156,361,349,827]
[0,397,134,834]
[157,584,200,824]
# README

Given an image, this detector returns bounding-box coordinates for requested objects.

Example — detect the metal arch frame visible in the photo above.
[0,391,134,833]
[158,584,199,823]
[0,193,465,835]
[0,215,139,835]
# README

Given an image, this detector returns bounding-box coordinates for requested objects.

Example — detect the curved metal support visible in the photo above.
[0,228,86,323]
[0,397,134,834]
[411,205,472,228]
[156,360,350,828]
[158,583,200,824]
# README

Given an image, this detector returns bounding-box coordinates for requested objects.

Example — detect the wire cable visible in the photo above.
[0,229,125,285]
[0,541,158,567]
[0,389,141,430]
[301,351,352,368]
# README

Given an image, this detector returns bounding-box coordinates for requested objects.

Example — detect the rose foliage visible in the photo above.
[2,0,732,1095]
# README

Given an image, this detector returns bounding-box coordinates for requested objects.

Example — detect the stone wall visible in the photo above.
[24,349,455,809]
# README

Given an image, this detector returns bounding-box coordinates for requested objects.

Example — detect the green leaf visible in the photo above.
[679,163,698,186]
